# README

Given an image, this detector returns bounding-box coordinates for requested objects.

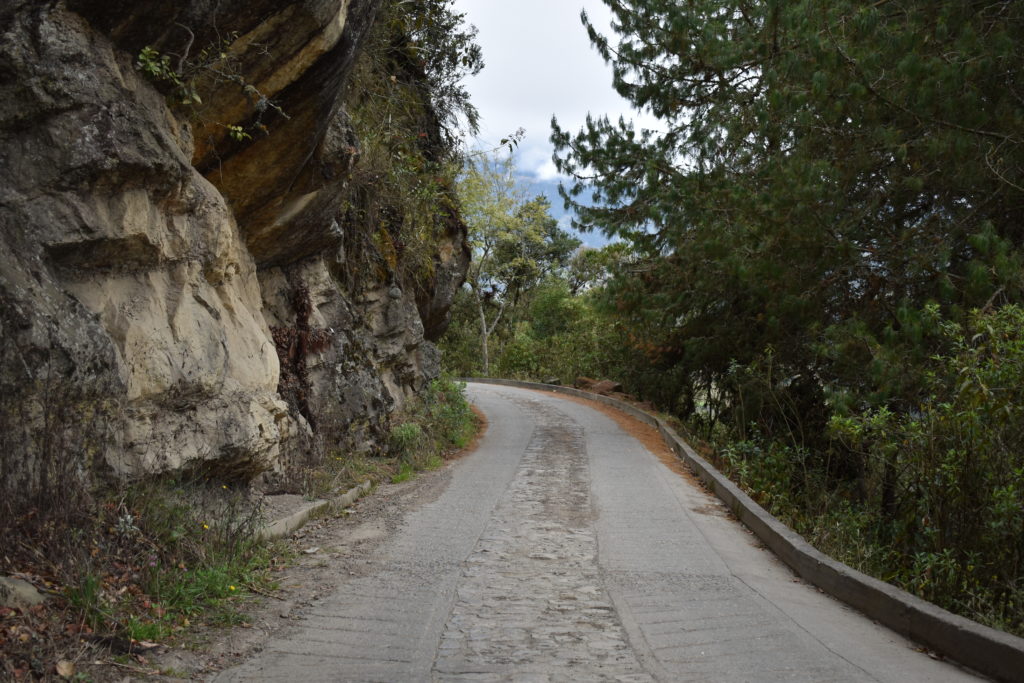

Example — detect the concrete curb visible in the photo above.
[257,481,373,542]
[336,480,374,508]
[466,378,1024,683]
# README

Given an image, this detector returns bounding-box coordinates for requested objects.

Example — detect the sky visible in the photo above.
[453,0,658,246]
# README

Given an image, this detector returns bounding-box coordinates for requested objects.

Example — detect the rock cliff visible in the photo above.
[0,0,469,488]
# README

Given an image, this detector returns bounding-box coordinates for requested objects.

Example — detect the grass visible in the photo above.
[304,376,480,493]
[391,462,416,483]
[383,377,478,483]
[48,477,287,647]
[0,473,291,680]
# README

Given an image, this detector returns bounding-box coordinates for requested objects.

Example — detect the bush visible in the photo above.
[389,422,424,459]
[386,376,477,469]
[826,304,1024,632]
[710,305,1024,636]
[426,376,478,449]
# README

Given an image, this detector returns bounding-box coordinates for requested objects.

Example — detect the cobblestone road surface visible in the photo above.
[213,383,981,682]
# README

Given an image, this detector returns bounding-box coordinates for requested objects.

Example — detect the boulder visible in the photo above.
[591,380,624,395]
[0,577,46,609]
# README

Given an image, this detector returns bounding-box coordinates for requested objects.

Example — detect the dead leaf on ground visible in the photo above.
[55,659,75,678]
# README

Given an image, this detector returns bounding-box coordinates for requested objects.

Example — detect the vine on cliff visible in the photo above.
[135,28,287,143]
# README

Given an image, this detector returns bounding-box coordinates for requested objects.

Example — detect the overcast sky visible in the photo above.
[452,0,658,245]
[453,0,653,181]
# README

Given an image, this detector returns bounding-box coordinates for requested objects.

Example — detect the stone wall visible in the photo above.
[0,0,468,485]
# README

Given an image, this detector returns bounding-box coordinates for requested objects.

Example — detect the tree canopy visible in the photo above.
[553,0,1024,430]
[451,151,580,375]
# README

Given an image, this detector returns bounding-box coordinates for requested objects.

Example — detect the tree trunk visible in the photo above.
[476,294,490,376]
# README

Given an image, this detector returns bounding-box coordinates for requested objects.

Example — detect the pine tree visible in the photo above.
[553,0,1024,436]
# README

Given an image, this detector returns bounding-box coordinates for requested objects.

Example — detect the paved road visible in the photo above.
[214,383,981,682]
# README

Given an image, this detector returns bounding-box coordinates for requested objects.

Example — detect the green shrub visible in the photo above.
[422,376,478,449]
[826,305,1024,632]
[381,376,478,485]
[389,422,424,459]
[709,305,1024,636]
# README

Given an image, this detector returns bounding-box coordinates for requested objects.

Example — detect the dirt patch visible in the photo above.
[691,501,731,518]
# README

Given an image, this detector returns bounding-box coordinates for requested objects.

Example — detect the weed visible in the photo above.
[389,423,423,458]
[136,45,201,104]
[135,32,287,144]
[66,572,107,629]
[391,462,416,483]
[387,377,477,461]
[301,450,391,500]
[2,464,283,670]
[292,377,480,500]
[124,615,169,642]
[160,667,189,679]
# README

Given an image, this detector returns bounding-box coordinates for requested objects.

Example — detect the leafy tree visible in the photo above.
[402,0,483,145]
[566,242,632,295]
[454,151,580,375]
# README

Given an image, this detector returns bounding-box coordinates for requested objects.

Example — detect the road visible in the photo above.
[213,382,981,682]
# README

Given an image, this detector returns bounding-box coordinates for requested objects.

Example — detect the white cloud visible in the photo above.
[510,140,563,181]
[533,157,564,181]
[455,0,658,180]
[452,0,667,248]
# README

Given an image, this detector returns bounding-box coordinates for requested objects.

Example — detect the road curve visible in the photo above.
[213,382,981,682]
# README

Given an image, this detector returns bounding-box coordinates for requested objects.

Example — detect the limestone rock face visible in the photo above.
[0,0,467,483]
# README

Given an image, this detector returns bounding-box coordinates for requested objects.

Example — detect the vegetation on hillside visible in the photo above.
[443,152,584,375]
[0,375,479,678]
[337,0,482,291]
